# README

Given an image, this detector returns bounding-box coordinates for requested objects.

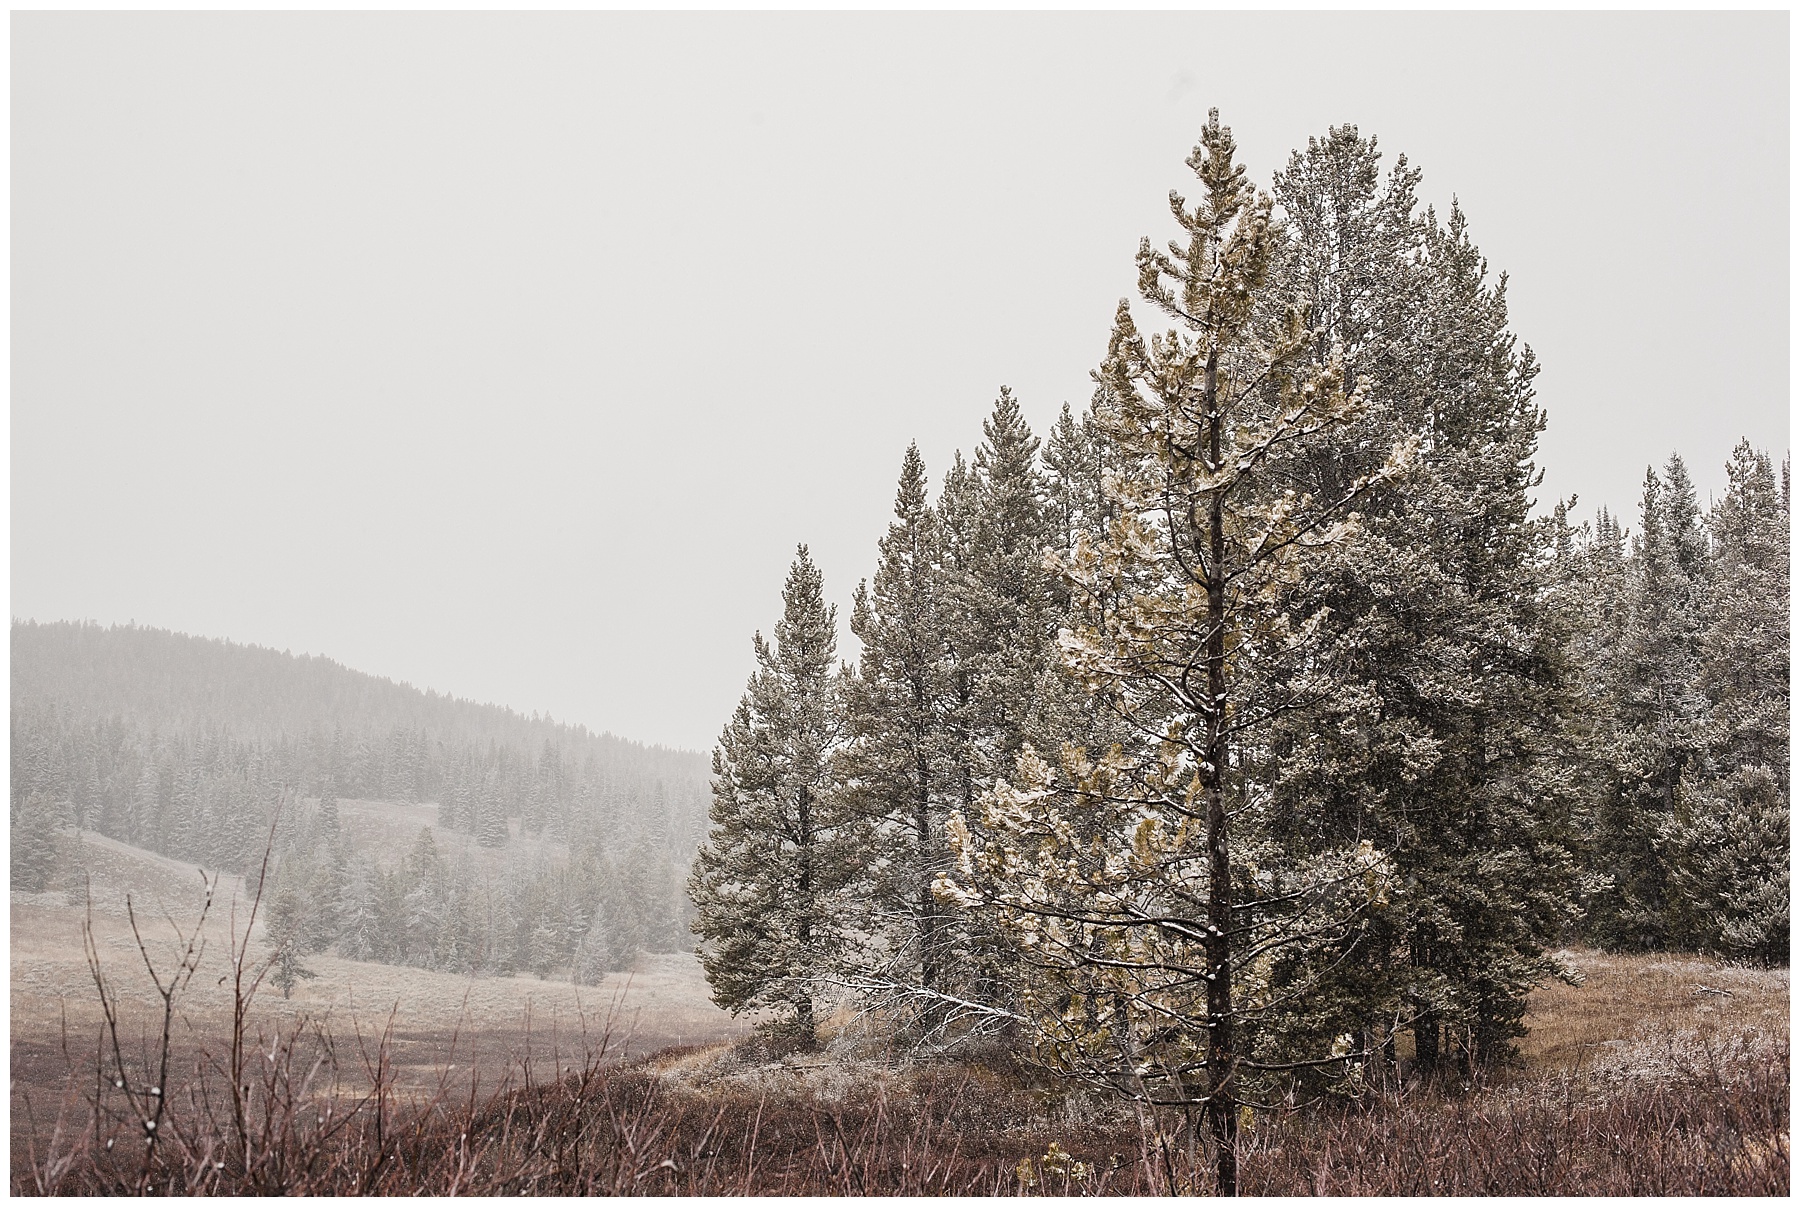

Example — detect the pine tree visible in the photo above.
[572,920,612,986]
[1663,441,1789,961]
[1041,401,1104,574]
[267,881,317,998]
[955,388,1057,790]
[127,762,162,848]
[476,767,511,848]
[599,863,646,972]
[1697,442,1788,784]
[622,835,685,952]
[317,780,340,835]
[431,860,484,974]
[935,451,981,819]
[337,860,383,962]
[11,790,64,892]
[1542,501,1631,929]
[399,826,448,965]
[843,444,956,996]
[1032,393,1131,770]
[1593,456,1710,948]
[307,838,350,952]
[485,873,522,975]
[527,915,561,979]
[940,111,1408,1194]
[933,390,1059,1018]
[688,546,864,1042]
[1260,126,1581,1076]
[11,724,52,818]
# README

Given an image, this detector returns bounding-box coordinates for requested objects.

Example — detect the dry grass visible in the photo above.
[1240,1036,1788,1195]
[17,1015,1785,1196]
[1515,947,1788,1083]
[12,839,1789,1196]
[12,830,745,1123]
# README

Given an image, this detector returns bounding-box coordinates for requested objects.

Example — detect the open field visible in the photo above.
[12,827,746,1141]
[11,831,1789,1195]
[1516,947,1789,1082]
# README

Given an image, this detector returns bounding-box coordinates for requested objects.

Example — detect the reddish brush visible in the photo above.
[16,1025,1787,1196]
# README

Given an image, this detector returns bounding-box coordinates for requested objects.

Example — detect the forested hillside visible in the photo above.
[12,621,709,978]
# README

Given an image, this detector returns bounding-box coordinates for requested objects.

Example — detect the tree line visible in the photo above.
[11,622,706,983]
[688,115,1788,1193]
[259,796,689,996]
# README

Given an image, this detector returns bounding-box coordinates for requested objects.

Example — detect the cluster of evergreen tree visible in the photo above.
[689,389,1095,1039]
[11,622,706,981]
[12,703,699,861]
[262,803,688,989]
[1553,443,1789,964]
[690,112,1789,1119]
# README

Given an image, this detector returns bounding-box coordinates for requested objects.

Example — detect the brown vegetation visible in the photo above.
[12,831,744,1112]
[14,1021,1788,1195]
[1515,948,1788,1079]
[11,842,1789,1196]
[14,945,1788,1195]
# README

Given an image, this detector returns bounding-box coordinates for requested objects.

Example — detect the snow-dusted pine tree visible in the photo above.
[11,790,64,891]
[688,547,865,1043]
[933,390,1064,1018]
[1033,394,1124,750]
[1592,456,1711,949]
[266,880,317,999]
[937,111,1409,1195]
[842,445,958,999]
[1260,125,1582,1077]
[476,767,511,848]
[959,388,1060,785]
[1662,441,1789,961]
[841,402,1130,1038]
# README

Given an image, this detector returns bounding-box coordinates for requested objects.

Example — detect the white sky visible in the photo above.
[12,11,1789,753]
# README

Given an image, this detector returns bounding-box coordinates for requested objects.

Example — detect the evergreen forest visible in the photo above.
[688,116,1790,1191]
[11,619,707,981]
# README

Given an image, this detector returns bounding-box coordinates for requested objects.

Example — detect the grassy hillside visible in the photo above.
[12,619,712,995]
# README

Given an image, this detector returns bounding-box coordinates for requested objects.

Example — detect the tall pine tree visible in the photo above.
[689,547,865,1042]
[1662,441,1789,960]
[844,446,957,996]
[1593,456,1710,949]
[1262,125,1582,1076]
[941,111,1409,1194]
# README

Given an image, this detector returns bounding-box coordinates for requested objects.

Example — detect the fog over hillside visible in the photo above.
[13,619,706,763]
[13,619,708,981]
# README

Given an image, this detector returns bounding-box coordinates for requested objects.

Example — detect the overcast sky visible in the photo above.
[13,11,1789,753]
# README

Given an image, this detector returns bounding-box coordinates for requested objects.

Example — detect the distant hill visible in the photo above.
[12,619,703,770]
[12,619,710,977]
[12,619,710,865]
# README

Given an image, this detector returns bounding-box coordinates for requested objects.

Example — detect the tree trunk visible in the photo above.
[1202,349,1239,1198]
[796,783,817,1046]
[915,714,936,990]
[795,995,816,1046]
[1413,1014,1440,1079]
